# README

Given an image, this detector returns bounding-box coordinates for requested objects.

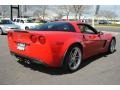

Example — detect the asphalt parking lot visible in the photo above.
[0,27,120,85]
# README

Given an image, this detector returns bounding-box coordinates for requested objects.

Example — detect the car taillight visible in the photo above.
[30,35,37,43]
[8,32,13,37]
[38,36,46,44]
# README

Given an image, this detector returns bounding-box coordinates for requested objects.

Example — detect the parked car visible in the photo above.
[7,21,116,72]
[13,18,39,30]
[115,20,120,24]
[98,20,110,24]
[0,19,20,35]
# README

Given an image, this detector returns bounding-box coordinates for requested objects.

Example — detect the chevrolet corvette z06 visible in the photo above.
[7,21,116,71]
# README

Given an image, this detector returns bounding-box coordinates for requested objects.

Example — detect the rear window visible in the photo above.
[26,19,34,23]
[16,19,20,22]
[30,22,75,32]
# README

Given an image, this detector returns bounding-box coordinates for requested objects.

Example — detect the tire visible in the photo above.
[63,46,82,72]
[0,28,3,35]
[25,27,29,30]
[108,38,116,53]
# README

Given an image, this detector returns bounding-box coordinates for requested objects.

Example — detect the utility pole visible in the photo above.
[24,5,27,12]
[92,5,100,27]
[10,5,20,21]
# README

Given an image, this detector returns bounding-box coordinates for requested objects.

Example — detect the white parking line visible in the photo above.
[102,31,120,36]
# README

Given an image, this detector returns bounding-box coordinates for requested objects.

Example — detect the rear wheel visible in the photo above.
[108,38,116,53]
[63,46,82,72]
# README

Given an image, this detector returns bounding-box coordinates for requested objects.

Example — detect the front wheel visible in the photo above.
[63,46,82,72]
[108,38,116,53]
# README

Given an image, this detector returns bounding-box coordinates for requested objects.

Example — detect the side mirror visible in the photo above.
[98,31,103,36]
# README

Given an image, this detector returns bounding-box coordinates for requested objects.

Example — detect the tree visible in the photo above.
[33,5,48,20]
[58,5,72,20]
[0,6,2,16]
[0,5,10,17]
[33,10,40,17]
[71,5,89,20]
[39,5,48,20]
[53,6,66,19]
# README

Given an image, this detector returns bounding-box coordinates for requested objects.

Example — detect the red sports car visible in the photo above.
[7,21,116,71]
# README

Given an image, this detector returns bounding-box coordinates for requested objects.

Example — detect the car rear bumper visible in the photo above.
[9,46,62,67]
[10,51,49,67]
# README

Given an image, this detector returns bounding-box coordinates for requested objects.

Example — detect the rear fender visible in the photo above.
[106,34,115,43]
[59,38,83,66]
[102,33,115,51]
[104,33,114,41]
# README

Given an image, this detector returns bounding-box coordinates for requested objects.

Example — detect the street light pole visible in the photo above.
[10,5,20,21]
[92,5,100,27]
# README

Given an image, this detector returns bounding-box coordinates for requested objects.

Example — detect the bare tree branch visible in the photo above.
[33,5,48,20]
[71,5,89,20]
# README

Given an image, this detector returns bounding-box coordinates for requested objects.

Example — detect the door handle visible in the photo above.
[83,35,86,40]
[83,35,85,39]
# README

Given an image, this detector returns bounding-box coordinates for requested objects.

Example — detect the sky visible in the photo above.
[0,5,120,18]
[79,5,120,18]
[29,5,120,17]
[100,5,120,14]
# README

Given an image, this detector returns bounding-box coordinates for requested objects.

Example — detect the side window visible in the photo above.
[78,24,97,34]
[77,24,86,33]
[84,25,95,34]
[13,19,16,22]
[20,20,24,23]
[84,24,98,34]
[16,19,20,23]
